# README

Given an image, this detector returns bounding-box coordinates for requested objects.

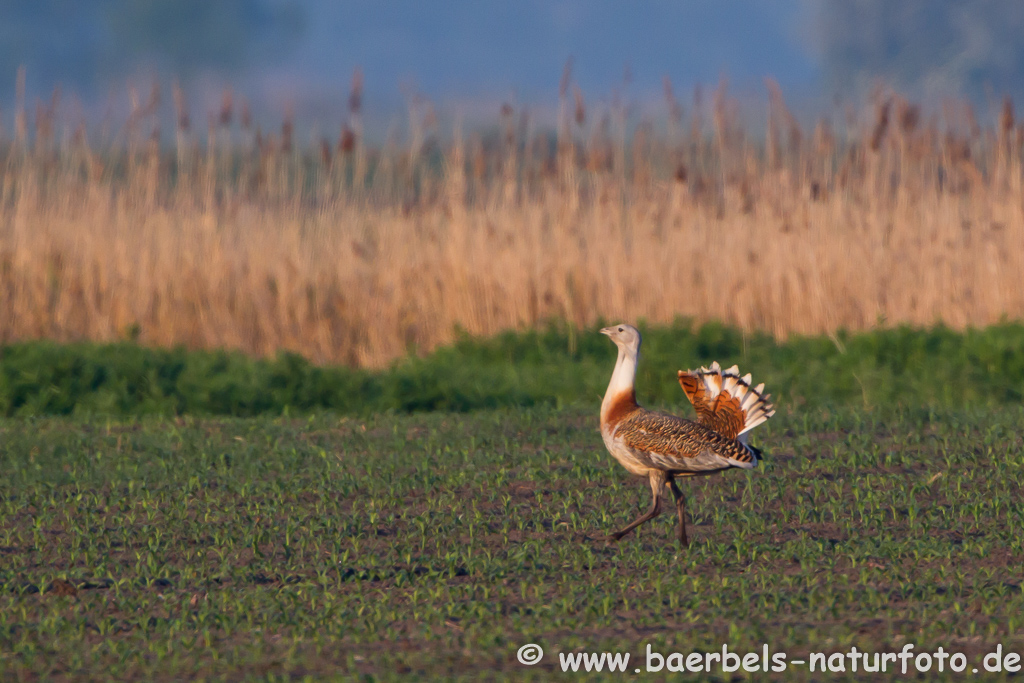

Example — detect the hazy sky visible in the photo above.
[285,1,817,97]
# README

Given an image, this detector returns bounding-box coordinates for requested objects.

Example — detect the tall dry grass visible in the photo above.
[3,68,1024,367]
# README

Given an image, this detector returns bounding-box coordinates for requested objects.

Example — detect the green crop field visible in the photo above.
[2,397,1023,680]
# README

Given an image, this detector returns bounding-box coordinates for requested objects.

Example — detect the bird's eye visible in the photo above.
[618,327,623,332]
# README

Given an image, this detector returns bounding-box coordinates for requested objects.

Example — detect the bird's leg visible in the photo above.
[669,477,689,547]
[603,471,667,542]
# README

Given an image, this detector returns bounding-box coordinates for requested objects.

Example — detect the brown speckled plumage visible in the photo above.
[613,408,756,467]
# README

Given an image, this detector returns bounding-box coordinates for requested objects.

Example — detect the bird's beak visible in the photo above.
[600,327,615,337]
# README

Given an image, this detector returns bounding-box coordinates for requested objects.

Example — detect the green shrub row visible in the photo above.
[2,320,1022,416]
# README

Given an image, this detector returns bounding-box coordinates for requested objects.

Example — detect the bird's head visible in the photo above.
[600,323,641,355]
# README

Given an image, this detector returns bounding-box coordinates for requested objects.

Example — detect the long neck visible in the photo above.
[601,345,639,424]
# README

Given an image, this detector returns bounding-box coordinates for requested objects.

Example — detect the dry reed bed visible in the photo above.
[2,72,1024,367]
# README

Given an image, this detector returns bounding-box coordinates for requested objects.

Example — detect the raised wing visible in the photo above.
[677,362,775,441]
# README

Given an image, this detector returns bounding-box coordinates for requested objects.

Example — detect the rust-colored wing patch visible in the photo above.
[677,361,775,440]
[706,390,747,441]
[677,372,714,423]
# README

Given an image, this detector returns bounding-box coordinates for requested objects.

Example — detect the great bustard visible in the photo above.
[598,324,775,546]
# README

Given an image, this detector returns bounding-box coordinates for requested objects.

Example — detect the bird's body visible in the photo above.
[597,324,774,546]
[602,403,756,475]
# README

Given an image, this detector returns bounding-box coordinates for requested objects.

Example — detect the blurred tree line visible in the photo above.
[0,0,304,89]
[814,0,1024,100]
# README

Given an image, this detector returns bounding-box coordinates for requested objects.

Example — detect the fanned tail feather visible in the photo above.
[677,361,775,441]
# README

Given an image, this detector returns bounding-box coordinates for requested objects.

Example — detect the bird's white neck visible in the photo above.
[601,345,638,423]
